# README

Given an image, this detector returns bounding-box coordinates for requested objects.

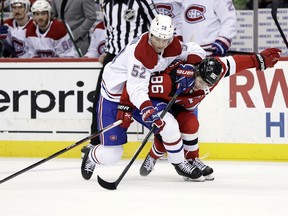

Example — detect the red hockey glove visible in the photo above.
[175,64,195,94]
[0,25,8,40]
[140,101,165,134]
[252,48,282,71]
[116,104,134,129]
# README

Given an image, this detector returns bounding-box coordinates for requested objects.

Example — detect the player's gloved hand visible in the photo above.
[140,101,165,134]
[116,104,134,129]
[211,37,231,56]
[0,25,8,40]
[252,48,282,71]
[175,64,195,94]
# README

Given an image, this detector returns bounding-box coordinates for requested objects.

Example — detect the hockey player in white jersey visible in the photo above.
[84,21,106,59]
[177,0,237,56]
[0,0,33,57]
[26,0,78,58]
[81,14,207,182]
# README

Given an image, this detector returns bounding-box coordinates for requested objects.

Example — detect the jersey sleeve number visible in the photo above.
[131,65,146,79]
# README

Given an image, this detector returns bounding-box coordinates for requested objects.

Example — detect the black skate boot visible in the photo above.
[190,157,214,181]
[173,161,205,182]
[140,153,157,176]
[81,149,96,180]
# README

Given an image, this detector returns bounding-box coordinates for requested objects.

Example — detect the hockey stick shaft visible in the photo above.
[97,91,180,190]
[60,0,83,57]
[0,120,122,184]
[271,0,288,49]
[204,48,254,55]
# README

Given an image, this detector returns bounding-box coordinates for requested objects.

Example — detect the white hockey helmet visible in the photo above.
[31,0,52,14]
[10,0,30,12]
[149,14,174,40]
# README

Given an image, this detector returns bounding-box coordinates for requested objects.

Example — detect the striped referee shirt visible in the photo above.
[101,0,158,55]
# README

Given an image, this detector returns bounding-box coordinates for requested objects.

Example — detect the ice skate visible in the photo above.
[81,149,96,180]
[173,161,205,182]
[190,157,214,181]
[140,153,157,176]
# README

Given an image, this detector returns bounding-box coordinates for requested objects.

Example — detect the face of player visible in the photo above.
[33,11,50,31]
[150,35,171,53]
[11,3,28,23]
[193,76,212,91]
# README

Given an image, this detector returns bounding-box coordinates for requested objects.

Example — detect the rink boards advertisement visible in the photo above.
[0,59,287,160]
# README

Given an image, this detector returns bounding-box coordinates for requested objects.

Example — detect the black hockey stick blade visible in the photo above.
[97,91,180,190]
[0,120,122,184]
[271,0,288,49]
[97,126,155,190]
[204,48,254,55]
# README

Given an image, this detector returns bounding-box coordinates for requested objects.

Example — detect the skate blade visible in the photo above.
[204,174,215,181]
[183,175,205,182]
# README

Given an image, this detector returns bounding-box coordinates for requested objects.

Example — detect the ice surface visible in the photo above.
[0,158,287,216]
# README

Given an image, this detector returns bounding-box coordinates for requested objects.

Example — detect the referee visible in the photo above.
[82,0,158,153]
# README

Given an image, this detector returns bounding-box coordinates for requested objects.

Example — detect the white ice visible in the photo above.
[0,158,287,216]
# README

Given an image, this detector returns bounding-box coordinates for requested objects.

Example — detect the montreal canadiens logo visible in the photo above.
[98,40,106,56]
[184,4,206,23]
[155,3,174,18]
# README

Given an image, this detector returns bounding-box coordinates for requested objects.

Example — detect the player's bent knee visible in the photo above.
[160,112,180,142]
[97,145,123,165]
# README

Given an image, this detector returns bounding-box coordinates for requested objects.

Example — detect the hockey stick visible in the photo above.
[97,90,180,190]
[0,120,122,184]
[60,0,83,57]
[204,48,254,55]
[271,0,288,49]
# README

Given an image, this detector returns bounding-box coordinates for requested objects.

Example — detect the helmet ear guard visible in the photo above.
[195,57,222,85]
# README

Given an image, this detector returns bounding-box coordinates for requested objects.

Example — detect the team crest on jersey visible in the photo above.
[184,4,206,23]
[12,37,26,56]
[98,40,106,55]
[109,135,118,141]
[123,9,135,22]
[155,4,175,18]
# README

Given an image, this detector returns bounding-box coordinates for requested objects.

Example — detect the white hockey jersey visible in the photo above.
[101,32,206,109]
[26,19,78,58]
[178,0,237,47]
[4,17,34,58]
[84,21,106,58]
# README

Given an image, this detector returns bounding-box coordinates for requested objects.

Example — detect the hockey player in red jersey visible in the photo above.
[137,47,282,181]
[116,47,281,181]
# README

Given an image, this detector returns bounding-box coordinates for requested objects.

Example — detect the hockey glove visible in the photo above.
[141,102,165,134]
[211,37,231,56]
[252,48,282,71]
[175,64,195,94]
[0,25,8,40]
[116,104,134,129]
